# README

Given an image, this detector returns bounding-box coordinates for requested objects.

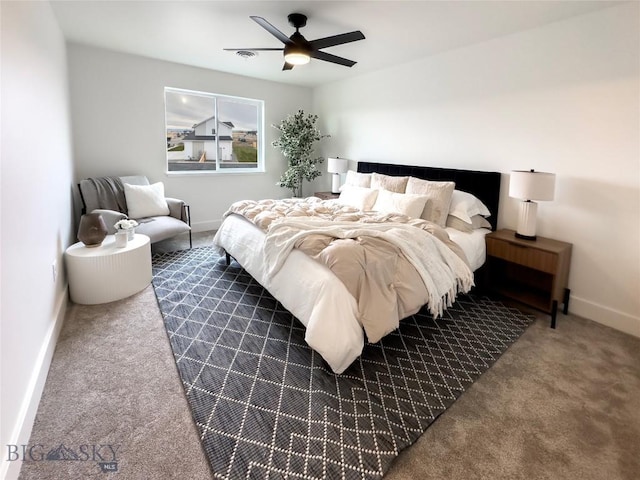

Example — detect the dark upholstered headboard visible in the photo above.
[357,162,501,230]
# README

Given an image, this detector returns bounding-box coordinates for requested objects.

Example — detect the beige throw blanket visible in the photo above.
[224,198,473,343]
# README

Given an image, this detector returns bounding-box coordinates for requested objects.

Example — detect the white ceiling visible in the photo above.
[50,0,621,88]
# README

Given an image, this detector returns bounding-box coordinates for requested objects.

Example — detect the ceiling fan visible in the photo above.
[224,13,365,70]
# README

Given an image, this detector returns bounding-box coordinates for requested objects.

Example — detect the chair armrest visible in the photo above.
[165,197,190,224]
[91,209,127,234]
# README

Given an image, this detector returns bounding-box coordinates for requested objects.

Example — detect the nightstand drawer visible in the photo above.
[486,237,557,273]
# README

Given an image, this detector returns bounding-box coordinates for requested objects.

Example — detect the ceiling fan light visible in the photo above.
[283,52,310,65]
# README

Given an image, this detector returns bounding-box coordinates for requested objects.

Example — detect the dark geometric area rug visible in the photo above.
[151,246,534,480]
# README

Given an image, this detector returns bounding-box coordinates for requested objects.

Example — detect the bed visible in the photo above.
[213,162,501,373]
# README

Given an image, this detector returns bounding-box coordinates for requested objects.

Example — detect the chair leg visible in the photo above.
[184,204,192,249]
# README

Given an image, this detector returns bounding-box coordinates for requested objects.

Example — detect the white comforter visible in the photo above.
[264,218,473,318]
[214,214,363,373]
[214,208,478,374]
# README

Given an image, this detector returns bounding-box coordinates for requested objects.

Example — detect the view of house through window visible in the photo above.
[165,87,264,173]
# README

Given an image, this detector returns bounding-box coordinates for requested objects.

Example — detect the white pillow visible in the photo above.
[340,170,372,191]
[337,185,379,211]
[405,177,455,226]
[372,190,428,218]
[448,190,491,224]
[446,214,492,233]
[124,182,170,219]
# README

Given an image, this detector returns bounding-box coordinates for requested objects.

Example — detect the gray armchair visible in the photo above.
[78,175,192,247]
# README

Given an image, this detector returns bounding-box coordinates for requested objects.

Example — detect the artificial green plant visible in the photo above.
[272,110,330,197]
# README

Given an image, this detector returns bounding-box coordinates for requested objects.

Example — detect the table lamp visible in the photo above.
[509,169,556,240]
[327,157,348,193]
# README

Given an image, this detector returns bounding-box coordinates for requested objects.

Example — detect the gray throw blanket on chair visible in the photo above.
[89,177,128,214]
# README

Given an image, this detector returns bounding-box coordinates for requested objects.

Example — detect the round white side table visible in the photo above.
[65,234,152,305]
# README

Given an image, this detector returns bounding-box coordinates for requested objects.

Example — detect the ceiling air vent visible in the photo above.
[235,50,257,60]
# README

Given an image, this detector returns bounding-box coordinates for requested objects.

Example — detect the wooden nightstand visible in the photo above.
[485,229,572,328]
[314,191,340,200]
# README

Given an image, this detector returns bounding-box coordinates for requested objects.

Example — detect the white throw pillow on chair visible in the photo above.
[124,182,170,219]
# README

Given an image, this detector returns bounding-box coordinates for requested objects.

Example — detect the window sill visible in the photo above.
[165,169,266,177]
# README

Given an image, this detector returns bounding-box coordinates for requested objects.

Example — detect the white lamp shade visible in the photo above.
[509,170,556,201]
[327,157,348,174]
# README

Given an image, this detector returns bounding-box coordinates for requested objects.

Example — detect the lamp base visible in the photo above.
[331,173,341,194]
[516,200,538,240]
[515,232,537,241]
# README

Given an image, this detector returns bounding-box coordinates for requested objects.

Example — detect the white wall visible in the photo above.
[68,44,313,230]
[0,2,75,478]
[313,3,640,337]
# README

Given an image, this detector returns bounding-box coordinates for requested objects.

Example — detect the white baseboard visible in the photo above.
[1,288,68,480]
[191,219,222,233]
[570,295,640,338]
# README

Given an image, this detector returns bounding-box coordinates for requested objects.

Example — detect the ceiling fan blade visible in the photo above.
[310,50,357,67]
[309,31,365,50]
[223,48,283,51]
[250,16,292,45]
[282,62,294,71]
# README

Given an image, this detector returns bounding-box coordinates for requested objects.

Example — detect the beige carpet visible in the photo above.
[18,232,640,479]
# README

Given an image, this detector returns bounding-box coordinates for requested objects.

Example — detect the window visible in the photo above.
[164,87,264,173]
